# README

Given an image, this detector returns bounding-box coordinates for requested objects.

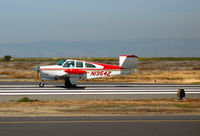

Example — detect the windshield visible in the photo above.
[63,61,75,68]
[56,60,66,66]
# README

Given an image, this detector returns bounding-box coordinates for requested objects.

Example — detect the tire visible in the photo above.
[65,79,76,88]
[39,82,44,87]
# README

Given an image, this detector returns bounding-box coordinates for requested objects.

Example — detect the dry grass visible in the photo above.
[0,62,54,79]
[91,61,200,84]
[97,70,200,84]
[0,60,200,84]
[0,99,199,116]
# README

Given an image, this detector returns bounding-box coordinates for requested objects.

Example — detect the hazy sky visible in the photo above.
[0,0,199,44]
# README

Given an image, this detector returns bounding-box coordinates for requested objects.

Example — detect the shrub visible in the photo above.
[3,55,12,61]
[17,97,38,102]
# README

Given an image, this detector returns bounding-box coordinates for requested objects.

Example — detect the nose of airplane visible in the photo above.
[34,66,40,71]
[34,65,41,79]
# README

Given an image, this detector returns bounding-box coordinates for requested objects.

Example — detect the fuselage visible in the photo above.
[39,59,121,80]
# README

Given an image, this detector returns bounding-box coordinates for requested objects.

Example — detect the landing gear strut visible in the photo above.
[39,81,44,87]
[65,79,76,88]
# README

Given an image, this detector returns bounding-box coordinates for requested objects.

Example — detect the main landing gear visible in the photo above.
[39,81,44,87]
[65,79,76,88]
[38,79,77,88]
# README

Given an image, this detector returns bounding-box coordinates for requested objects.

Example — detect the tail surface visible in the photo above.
[119,55,138,74]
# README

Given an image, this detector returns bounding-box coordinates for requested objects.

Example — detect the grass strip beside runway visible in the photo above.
[1,120,200,124]
[0,99,200,116]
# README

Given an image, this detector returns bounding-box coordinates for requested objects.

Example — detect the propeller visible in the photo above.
[34,66,40,80]
[34,57,40,80]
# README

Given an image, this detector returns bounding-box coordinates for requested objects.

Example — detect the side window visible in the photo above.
[85,63,96,68]
[76,61,83,68]
[63,61,75,68]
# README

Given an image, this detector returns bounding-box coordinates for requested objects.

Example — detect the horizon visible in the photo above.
[0,38,200,58]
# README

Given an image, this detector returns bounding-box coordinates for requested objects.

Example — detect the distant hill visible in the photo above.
[0,38,200,57]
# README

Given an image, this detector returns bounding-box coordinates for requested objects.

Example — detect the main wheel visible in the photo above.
[39,82,44,87]
[65,79,76,88]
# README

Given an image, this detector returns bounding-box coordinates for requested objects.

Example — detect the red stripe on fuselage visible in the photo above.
[85,62,121,70]
[120,55,138,58]
[40,68,121,71]
[65,69,87,74]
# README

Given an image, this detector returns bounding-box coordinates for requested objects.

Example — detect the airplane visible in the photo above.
[34,55,138,88]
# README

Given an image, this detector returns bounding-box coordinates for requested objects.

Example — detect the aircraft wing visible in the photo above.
[64,69,87,86]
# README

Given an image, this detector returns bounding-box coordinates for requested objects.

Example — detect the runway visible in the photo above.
[0,82,200,101]
[0,116,200,136]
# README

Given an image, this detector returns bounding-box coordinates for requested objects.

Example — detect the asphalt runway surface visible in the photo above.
[0,116,199,136]
[0,82,200,101]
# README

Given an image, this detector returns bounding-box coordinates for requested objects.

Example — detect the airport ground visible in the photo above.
[0,82,199,117]
[0,59,200,84]
[0,82,199,136]
[0,59,200,135]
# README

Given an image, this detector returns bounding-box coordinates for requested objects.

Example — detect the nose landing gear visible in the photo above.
[39,81,44,87]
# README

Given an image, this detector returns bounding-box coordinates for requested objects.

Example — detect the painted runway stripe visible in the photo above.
[1,88,200,91]
[0,92,200,95]
[0,120,199,124]
[0,84,200,87]
[0,89,199,92]
[0,87,200,90]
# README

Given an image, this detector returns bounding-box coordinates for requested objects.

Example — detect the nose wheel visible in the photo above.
[39,81,44,87]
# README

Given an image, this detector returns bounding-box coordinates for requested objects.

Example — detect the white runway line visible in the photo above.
[1,84,200,88]
[0,84,200,95]
[1,87,200,91]
[1,92,200,95]
[1,87,199,90]
[0,85,53,87]
[0,89,200,92]
[0,88,66,90]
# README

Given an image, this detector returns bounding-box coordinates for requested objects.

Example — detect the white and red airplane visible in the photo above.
[34,55,138,88]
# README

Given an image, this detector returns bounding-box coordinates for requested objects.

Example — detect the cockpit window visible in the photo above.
[85,63,96,68]
[56,60,66,66]
[63,61,75,68]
